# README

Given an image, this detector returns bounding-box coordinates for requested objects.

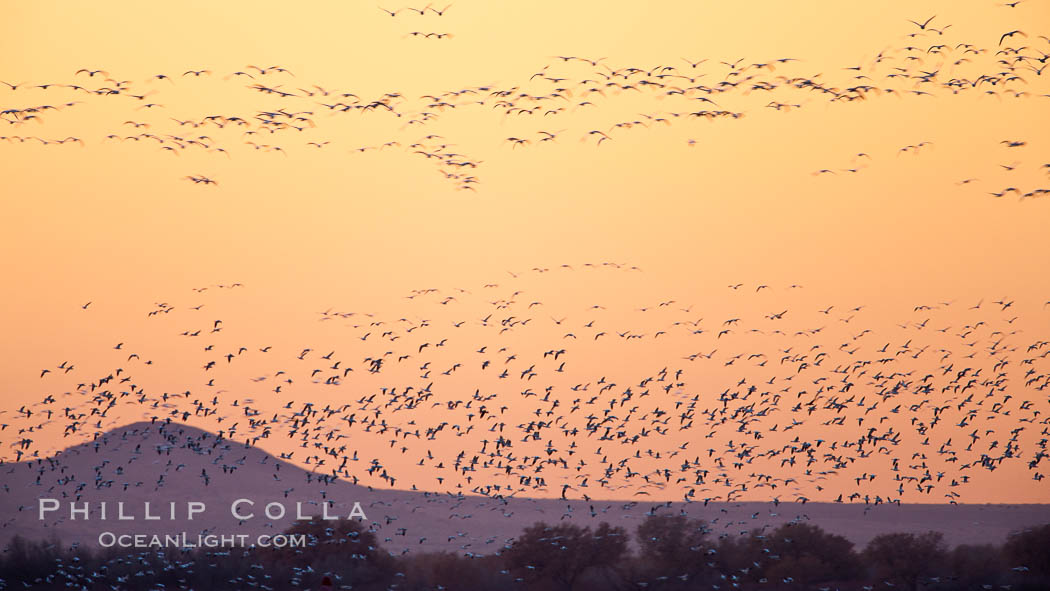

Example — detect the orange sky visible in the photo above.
[1,0,1048,504]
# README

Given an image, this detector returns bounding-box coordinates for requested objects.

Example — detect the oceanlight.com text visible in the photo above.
[97,532,307,549]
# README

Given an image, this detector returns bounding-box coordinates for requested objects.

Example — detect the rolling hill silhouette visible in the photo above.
[2,421,1047,554]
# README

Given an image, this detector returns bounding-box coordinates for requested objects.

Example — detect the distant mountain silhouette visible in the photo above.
[2,421,1047,553]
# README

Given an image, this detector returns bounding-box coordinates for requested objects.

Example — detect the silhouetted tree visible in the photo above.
[637,513,711,567]
[271,517,398,589]
[502,521,629,590]
[710,528,768,586]
[1003,523,1050,576]
[400,551,511,591]
[864,531,947,591]
[764,522,863,587]
[633,513,712,588]
[0,535,63,584]
[948,544,1004,589]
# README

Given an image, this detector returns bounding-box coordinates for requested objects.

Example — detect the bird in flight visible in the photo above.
[999,30,1027,46]
[183,175,218,185]
[907,16,936,30]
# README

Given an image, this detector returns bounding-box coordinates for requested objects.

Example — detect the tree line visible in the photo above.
[1,513,1047,590]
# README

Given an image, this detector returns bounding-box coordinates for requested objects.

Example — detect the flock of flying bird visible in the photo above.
[4,262,1049,515]
[1,15,1048,194]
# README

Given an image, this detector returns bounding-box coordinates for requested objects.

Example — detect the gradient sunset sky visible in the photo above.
[1,1,1048,504]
